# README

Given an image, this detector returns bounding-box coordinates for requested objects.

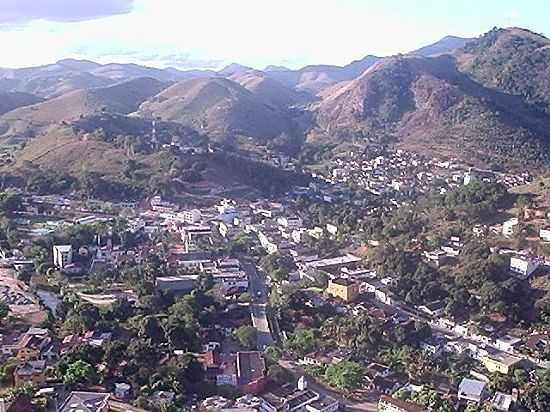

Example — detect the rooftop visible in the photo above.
[59,392,110,412]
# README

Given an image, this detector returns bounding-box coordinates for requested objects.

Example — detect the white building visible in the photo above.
[180,209,201,224]
[277,216,303,229]
[510,256,540,279]
[502,218,519,237]
[53,245,73,269]
[540,228,550,242]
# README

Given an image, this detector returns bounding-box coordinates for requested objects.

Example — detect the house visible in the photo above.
[180,209,201,224]
[114,383,131,400]
[509,256,540,279]
[365,363,391,381]
[304,395,338,412]
[480,352,522,374]
[378,395,427,412]
[325,278,359,302]
[53,245,73,269]
[502,218,519,237]
[540,227,550,242]
[362,280,395,305]
[457,378,487,403]
[420,336,446,357]
[260,378,335,412]
[495,335,522,352]
[277,216,303,229]
[14,360,46,386]
[326,224,338,237]
[59,392,110,412]
[490,392,513,412]
[423,250,448,266]
[306,255,361,272]
[214,352,266,394]
[15,330,52,362]
[418,300,445,317]
[155,275,199,293]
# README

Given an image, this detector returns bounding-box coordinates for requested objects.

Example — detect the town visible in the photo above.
[0,146,549,412]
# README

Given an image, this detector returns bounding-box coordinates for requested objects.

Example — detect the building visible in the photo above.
[277,216,303,229]
[490,392,513,412]
[418,301,446,317]
[59,392,110,412]
[180,209,202,224]
[502,218,519,237]
[213,352,266,395]
[155,275,199,293]
[114,383,131,400]
[53,245,73,269]
[260,379,336,412]
[480,353,522,374]
[458,378,487,403]
[326,278,359,302]
[495,335,522,352]
[378,395,427,412]
[14,360,46,386]
[305,255,361,272]
[540,227,550,242]
[509,256,540,279]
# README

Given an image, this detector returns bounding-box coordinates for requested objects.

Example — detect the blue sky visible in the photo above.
[0,0,547,70]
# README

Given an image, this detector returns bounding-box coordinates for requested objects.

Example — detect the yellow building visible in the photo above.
[480,353,522,374]
[326,278,359,302]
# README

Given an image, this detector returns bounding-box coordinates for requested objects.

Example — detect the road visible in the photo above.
[279,360,378,412]
[241,260,274,349]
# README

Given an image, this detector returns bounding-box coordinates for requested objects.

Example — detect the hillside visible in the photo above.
[5,116,305,200]
[0,78,167,137]
[411,35,471,57]
[229,70,313,108]
[137,77,296,144]
[0,92,44,115]
[455,28,550,106]
[315,54,550,168]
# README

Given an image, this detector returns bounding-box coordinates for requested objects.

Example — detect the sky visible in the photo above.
[0,0,548,70]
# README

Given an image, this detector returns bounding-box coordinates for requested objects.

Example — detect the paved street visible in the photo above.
[241,260,274,349]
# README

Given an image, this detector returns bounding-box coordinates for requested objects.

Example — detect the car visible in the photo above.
[257,291,262,297]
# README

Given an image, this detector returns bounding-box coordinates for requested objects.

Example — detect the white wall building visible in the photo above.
[502,218,519,237]
[510,256,540,279]
[540,228,550,242]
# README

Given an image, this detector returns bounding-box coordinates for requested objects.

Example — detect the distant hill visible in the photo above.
[315,54,550,167]
[0,77,167,136]
[137,77,295,144]
[455,27,550,106]
[230,70,314,108]
[218,63,254,76]
[411,35,472,56]
[265,55,380,93]
[0,92,44,115]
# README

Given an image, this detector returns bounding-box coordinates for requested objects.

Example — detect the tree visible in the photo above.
[139,316,165,344]
[234,326,257,350]
[63,360,95,386]
[324,361,363,392]
[264,346,283,365]
[267,365,292,385]
[104,341,127,366]
[285,328,316,357]
[0,302,9,324]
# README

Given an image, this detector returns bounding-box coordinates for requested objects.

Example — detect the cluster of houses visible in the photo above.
[327,149,532,198]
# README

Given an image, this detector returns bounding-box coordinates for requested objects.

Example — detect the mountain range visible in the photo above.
[1,27,550,181]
